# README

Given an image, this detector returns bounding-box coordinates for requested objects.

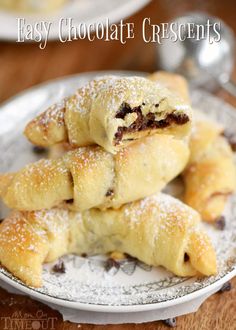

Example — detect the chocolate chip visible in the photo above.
[155,103,159,108]
[66,199,74,204]
[105,189,114,197]
[105,258,120,272]
[162,318,177,327]
[0,218,4,224]
[215,216,226,230]
[218,281,232,293]
[32,146,48,154]
[81,253,87,258]
[142,102,146,106]
[126,254,138,262]
[52,260,66,274]
[184,253,190,262]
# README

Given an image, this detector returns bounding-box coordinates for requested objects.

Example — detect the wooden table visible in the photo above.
[0,1,235,329]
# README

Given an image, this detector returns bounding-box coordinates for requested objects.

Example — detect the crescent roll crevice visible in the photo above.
[183,113,236,222]
[0,135,190,212]
[48,142,75,159]
[0,193,217,287]
[24,76,192,153]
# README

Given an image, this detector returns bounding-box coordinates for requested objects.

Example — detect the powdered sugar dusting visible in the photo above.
[0,211,47,256]
[36,98,66,127]
[2,191,232,307]
[0,75,236,309]
[27,75,191,149]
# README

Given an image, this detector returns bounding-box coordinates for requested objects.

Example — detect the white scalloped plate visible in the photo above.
[0,71,235,312]
[0,0,150,41]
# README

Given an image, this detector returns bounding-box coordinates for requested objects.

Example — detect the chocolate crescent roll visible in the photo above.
[0,193,217,287]
[183,112,236,222]
[24,76,192,153]
[0,134,189,211]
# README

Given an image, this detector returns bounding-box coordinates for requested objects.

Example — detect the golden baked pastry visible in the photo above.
[24,76,192,153]
[183,113,236,222]
[148,71,191,104]
[0,134,189,211]
[188,112,223,164]
[0,0,66,12]
[0,193,217,287]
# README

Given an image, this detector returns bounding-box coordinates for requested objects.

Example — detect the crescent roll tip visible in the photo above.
[0,212,48,287]
[24,100,67,147]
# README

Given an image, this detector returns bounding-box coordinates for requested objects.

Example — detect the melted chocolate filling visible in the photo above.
[114,102,189,144]
[52,260,66,274]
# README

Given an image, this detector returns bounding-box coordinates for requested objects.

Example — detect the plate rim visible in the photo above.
[0,269,235,313]
[0,70,235,313]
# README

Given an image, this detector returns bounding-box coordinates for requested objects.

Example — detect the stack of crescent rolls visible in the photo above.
[1,72,234,288]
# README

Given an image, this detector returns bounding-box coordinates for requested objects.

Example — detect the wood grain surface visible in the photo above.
[0,0,235,329]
